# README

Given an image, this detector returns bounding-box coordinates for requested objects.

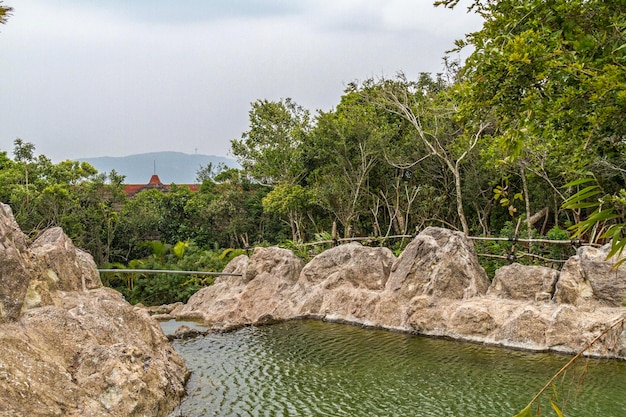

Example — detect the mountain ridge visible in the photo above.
[78,151,239,184]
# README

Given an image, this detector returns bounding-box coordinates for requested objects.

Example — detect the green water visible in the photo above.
[166,320,626,417]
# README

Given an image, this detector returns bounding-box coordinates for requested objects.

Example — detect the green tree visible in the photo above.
[365,73,489,235]
[13,138,36,208]
[305,89,394,237]
[262,183,311,242]
[445,0,626,196]
[231,98,311,186]
[0,1,12,26]
[114,189,165,260]
[69,170,127,264]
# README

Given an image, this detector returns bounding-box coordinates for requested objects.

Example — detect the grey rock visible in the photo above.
[555,244,626,306]
[172,227,626,359]
[487,262,559,301]
[0,205,187,416]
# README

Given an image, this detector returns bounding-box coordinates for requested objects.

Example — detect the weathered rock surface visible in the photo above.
[555,244,626,307]
[488,263,559,302]
[0,203,187,417]
[172,248,304,327]
[173,226,626,359]
[387,227,490,300]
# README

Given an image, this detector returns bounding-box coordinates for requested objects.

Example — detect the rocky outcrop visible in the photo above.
[0,203,187,417]
[173,226,626,359]
[488,263,559,302]
[173,248,304,327]
[555,244,626,307]
[0,204,31,322]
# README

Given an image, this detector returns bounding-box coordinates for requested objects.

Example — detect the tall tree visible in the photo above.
[231,98,313,241]
[231,98,311,186]
[305,89,396,237]
[365,73,489,235]
[445,0,626,183]
[0,1,12,26]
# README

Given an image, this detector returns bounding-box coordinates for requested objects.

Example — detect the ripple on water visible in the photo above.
[167,320,626,417]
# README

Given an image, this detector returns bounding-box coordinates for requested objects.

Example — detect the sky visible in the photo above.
[0,0,483,162]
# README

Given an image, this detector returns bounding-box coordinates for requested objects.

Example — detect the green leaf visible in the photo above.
[512,405,534,417]
[564,201,603,209]
[564,185,602,202]
[562,184,603,210]
[549,399,565,417]
[562,178,596,188]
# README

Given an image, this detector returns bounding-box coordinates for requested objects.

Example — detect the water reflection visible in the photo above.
[165,320,626,417]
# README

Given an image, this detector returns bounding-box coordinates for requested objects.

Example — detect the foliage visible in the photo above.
[262,183,311,242]
[0,1,11,26]
[231,98,311,186]
[101,242,245,305]
[563,178,626,267]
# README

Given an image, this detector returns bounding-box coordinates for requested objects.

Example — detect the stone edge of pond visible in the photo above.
[164,314,626,362]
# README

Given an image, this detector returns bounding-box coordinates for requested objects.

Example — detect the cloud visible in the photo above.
[0,0,483,162]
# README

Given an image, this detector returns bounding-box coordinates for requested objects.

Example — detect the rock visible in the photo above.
[498,304,551,348]
[386,227,490,300]
[173,325,202,339]
[0,203,32,322]
[555,244,626,306]
[172,226,626,359]
[173,247,304,328]
[243,246,302,284]
[140,302,183,316]
[0,204,187,416]
[289,244,393,324]
[299,242,395,291]
[30,227,101,292]
[487,263,559,302]
[448,301,497,337]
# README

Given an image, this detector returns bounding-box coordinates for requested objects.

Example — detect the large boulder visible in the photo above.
[173,247,304,327]
[290,243,394,323]
[0,203,187,416]
[298,242,395,291]
[385,227,490,301]
[1,289,188,417]
[487,263,559,302]
[555,244,626,306]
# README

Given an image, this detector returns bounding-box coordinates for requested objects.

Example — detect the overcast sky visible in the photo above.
[0,0,483,162]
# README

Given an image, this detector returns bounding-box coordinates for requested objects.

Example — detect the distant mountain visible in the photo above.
[78,152,239,184]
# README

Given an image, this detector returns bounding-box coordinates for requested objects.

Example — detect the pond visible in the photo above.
[163,320,626,417]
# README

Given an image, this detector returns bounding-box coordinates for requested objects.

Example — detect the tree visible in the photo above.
[231,98,311,186]
[0,1,12,26]
[305,91,387,237]
[13,138,35,207]
[365,73,489,235]
[262,183,310,242]
[445,0,626,185]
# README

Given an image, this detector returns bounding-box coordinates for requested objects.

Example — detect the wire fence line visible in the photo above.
[302,233,598,266]
[97,269,242,277]
[98,234,596,278]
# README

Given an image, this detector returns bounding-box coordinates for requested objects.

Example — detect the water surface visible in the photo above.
[166,320,626,417]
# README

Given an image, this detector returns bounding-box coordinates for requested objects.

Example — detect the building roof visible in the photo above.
[123,174,200,196]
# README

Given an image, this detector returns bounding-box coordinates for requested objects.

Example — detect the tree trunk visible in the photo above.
[453,164,469,235]
[520,166,532,238]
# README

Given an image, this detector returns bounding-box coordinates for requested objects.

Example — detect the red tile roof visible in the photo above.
[123,175,200,196]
